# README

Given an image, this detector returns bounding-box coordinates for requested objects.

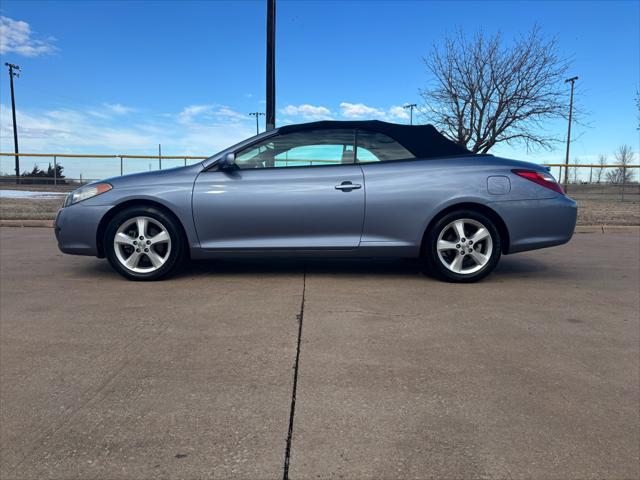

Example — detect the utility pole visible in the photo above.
[266,0,276,130]
[5,63,21,183]
[249,112,265,135]
[403,103,417,125]
[158,144,162,170]
[563,76,578,187]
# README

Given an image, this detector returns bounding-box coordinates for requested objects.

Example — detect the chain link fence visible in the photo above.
[545,163,639,203]
[1,153,638,202]
[0,153,208,187]
[1,153,638,224]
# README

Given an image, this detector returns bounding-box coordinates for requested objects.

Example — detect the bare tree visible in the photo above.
[420,27,571,153]
[570,157,580,184]
[595,154,607,184]
[606,145,635,184]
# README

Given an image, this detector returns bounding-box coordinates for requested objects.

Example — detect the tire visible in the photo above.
[424,209,501,283]
[104,206,186,281]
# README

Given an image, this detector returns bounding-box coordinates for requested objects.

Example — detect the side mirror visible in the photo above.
[219,152,236,170]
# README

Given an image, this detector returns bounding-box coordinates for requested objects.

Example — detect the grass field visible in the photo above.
[0,198,65,220]
[1,184,638,225]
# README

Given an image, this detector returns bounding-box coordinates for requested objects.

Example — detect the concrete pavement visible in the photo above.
[0,227,638,479]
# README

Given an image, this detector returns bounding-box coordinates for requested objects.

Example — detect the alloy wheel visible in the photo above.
[436,218,493,275]
[113,216,172,273]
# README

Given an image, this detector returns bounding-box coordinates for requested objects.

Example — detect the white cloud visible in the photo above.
[178,104,214,124]
[0,103,253,153]
[103,103,135,115]
[338,102,416,122]
[216,106,247,122]
[177,104,246,124]
[280,105,297,115]
[0,16,57,57]
[87,110,111,119]
[0,105,153,152]
[0,103,254,178]
[281,104,332,120]
[339,102,385,119]
[388,105,410,121]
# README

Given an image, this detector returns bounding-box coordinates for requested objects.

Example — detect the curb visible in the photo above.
[0,219,54,228]
[574,225,640,235]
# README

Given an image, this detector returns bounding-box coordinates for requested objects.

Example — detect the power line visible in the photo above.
[5,62,21,183]
[249,112,265,135]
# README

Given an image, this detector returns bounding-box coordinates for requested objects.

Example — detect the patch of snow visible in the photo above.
[0,189,67,199]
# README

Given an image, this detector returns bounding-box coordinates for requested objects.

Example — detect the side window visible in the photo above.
[356,130,415,163]
[235,129,355,169]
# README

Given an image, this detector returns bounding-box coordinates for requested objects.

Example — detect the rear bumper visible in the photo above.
[490,195,577,254]
[55,204,112,256]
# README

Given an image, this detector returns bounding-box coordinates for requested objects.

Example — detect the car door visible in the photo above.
[192,128,365,250]
[354,129,424,247]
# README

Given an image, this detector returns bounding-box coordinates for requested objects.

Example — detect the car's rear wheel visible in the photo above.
[425,210,501,283]
[105,206,186,281]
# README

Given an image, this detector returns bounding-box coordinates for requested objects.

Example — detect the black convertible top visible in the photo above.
[277,120,471,159]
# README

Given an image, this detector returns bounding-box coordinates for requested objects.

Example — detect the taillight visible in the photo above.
[512,169,564,195]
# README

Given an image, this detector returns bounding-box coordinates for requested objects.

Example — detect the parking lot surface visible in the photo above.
[1,226,638,479]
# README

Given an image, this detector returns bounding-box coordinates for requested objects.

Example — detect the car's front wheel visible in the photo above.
[425,210,501,283]
[105,206,186,281]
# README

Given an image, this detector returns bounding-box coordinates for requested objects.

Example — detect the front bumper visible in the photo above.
[55,203,113,256]
[490,194,578,254]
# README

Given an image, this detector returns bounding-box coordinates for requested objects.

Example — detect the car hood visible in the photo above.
[104,163,204,188]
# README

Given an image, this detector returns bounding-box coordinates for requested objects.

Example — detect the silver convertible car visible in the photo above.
[55,120,577,282]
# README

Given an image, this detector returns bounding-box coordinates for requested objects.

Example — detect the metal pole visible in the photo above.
[158,144,162,170]
[184,157,187,166]
[5,63,21,184]
[53,155,57,186]
[403,103,417,125]
[266,0,276,130]
[621,165,626,202]
[564,76,578,188]
[120,156,123,176]
[249,112,265,135]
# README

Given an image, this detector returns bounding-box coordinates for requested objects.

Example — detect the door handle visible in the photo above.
[335,181,362,191]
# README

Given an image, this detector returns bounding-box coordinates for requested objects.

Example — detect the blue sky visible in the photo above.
[0,0,638,178]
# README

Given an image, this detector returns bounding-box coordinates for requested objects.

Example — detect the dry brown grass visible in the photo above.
[0,198,65,220]
[567,185,639,225]
[0,185,71,219]
[575,199,640,226]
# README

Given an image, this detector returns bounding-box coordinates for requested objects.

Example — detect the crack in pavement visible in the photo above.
[282,269,306,480]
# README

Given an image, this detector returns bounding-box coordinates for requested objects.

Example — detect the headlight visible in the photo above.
[64,182,112,207]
